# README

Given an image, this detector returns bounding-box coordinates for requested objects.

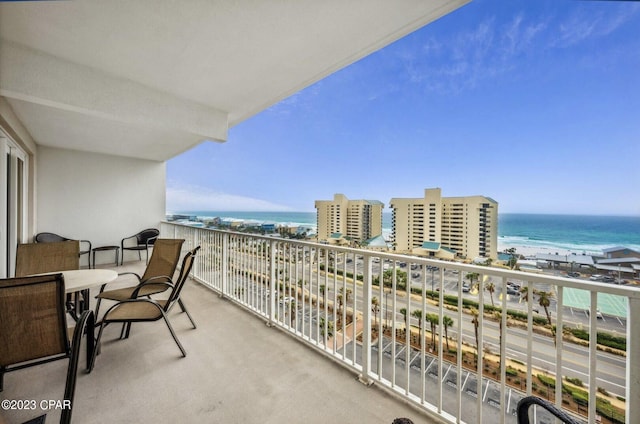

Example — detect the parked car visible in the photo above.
[507,288,520,296]
[567,272,580,278]
[462,284,471,293]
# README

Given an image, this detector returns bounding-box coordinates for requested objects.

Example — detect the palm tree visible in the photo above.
[426,313,439,349]
[494,311,503,369]
[504,247,518,270]
[319,284,326,307]
[399,307,408,337]
[470,308,480,365]
[372,297,380,326]
[319,317,334,338]
[486,282,496,307]
[411,309,423,348]
[537,290,555,342]
[465,272,480,291]
[442,315,454,351]
[519,285,529,303]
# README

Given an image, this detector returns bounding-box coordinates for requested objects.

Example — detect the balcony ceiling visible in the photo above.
[0,0,467,161]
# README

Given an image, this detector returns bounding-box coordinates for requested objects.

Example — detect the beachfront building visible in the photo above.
[390,188,498,260]
[315,193,384,246]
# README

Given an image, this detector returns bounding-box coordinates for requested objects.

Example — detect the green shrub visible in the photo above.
[537,374,555,387]
[597,332,626,351]
[533,316,548,326]
[572,390,589,406]
[506,367,519,377]
[565,377,584,387]
[596,397,626,424]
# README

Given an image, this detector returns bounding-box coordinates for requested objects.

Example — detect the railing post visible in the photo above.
[358,253,373,385]
[221,232,229,297]
[268,239,277,326]
[627,296,640,424]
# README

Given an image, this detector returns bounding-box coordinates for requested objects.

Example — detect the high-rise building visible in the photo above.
[315,194,384,246]
[390,188,498,260]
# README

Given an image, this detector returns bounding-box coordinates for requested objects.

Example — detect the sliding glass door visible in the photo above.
[1,135,28,278]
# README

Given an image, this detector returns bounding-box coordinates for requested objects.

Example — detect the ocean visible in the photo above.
[170,211,640,255]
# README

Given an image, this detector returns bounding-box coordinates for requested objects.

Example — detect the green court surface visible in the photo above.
[563,288,627,317]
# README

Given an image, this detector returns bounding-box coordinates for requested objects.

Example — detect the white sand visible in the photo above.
[496,243,593,258]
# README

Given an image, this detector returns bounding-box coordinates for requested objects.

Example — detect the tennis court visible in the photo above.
[563,288,627,317]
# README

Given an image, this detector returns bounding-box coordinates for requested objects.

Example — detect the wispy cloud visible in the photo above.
[553,6,639,48]
[402,16,525,93]
[166,182,293,212]
[400,5,637,94]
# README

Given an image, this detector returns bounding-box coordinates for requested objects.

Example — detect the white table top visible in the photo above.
[44,269,119,293]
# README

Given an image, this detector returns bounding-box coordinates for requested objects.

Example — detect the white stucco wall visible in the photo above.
[36,146,166,265]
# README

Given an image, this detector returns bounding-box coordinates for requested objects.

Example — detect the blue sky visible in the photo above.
[167,0,640,216]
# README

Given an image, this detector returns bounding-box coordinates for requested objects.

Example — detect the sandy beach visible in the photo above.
[496,243,599,259]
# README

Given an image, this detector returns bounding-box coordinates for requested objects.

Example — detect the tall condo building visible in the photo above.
[389,188,498,260]
[315,194,384,246]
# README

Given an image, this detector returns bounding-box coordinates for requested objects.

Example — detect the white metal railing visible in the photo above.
[163,222,639,424]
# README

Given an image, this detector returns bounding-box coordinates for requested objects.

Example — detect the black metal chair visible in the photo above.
[120,228,159,265]
[517,396,581,424]
[35,232,92,268]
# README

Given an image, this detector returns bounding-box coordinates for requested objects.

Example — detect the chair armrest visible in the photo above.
[120,234,138,249]
[104,297,166,317]
[79,239,92,253]
[97,272,142,294]
[145,235,159,248]
[131,280,174,298]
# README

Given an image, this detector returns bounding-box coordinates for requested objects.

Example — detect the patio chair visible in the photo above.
[92,246,200,365]
[95,238,185,319]
[120,228,159,265]
[15,240,82,318]
[0,273,95,424]
[516,396,580,424]
[15,240,80,277]
[35,232,92,268]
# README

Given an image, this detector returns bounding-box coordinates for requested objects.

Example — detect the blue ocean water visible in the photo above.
[172,211,640,254]
[498,214,640,254]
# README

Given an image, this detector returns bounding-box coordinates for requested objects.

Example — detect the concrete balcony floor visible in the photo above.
[1,261,434,424]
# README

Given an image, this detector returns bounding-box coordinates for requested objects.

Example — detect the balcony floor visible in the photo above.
[1,262,434,424]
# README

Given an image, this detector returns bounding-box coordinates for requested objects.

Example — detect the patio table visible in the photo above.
[33,269,118,319]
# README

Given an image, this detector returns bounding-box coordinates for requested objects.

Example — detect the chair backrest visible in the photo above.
[140,239,185,282]
[136,228,160,245]
[165,246,201,310]
[0,273,69,367]
[516,396,580,424]
[15,240,80,277]
[35,232,69,243]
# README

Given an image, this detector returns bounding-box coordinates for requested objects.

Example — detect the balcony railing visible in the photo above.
[162,222,640,424]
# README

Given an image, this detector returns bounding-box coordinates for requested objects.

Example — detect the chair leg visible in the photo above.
[90,321,107,374]
[178,299,197,329]
[119,322,133,339]
[124,322,133,339]
[94,297,102,321]
[161,312,187,357]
